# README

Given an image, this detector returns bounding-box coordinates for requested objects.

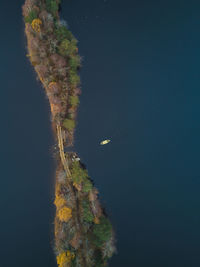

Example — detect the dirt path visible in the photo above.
[57,125,71,178]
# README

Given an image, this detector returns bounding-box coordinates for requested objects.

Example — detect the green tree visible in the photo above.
[62,119,75,131]
[58,39,70,56]
[69,55,81,70]
[58,39,78,56]
[71,161,89,184]
[93,249,105,267]
[69,96,79,106]
[82,179,93,193]
[69,70,80,86]
[46,0,59,16]
[93,217,112,247]
[24,10,37,23]
[55,26,73,41]
[82,200,94,223]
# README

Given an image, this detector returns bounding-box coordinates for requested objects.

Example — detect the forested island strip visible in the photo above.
[22,0,116,266]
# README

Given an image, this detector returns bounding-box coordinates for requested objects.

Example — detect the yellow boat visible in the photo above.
[100,139,111,145]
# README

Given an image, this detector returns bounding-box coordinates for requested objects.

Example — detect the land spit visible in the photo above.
[22,0,116,266]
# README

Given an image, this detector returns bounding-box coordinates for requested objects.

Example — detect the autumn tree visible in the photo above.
[57,206,72,222]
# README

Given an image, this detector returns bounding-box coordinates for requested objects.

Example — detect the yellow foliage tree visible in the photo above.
[31,18,42,32]
[54,195,67,209]
[57,251,75,267]
[57,206,72,222]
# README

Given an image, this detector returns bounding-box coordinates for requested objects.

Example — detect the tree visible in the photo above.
[58,39,70,56]
[93,217,112,247]
[54,195,67,209]
[71,161,89,184]
[71,161,92,192]
[46,0,59,17]
[69,70,80,86]
[82,200,94,223]
[82,179,93,193]
[58,39,78,56]
[55,26,73,41]
[69,55,81,70]
[31,19,42,33]
[24,10,37,23]
[57,250,75,266]
[57,206,72,222]
[69,95,79,106]
[62,119,75,131]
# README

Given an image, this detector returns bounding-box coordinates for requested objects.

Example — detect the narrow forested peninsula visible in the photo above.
[22,1,116,266]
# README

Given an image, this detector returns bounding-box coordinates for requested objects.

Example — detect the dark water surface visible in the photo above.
[1,0,200,266]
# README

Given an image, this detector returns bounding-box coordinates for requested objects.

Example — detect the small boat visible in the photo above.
[100,139,111,145]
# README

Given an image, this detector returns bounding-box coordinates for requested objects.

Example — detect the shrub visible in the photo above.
[93,217,112,247]
[69,95,79,106]
[62,119,75,131]
[24,10,37,23]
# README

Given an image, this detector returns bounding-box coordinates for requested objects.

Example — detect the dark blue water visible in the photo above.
[1,0,200,266]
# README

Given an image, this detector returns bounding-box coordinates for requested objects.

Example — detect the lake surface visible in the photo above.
[1,0,200,266]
